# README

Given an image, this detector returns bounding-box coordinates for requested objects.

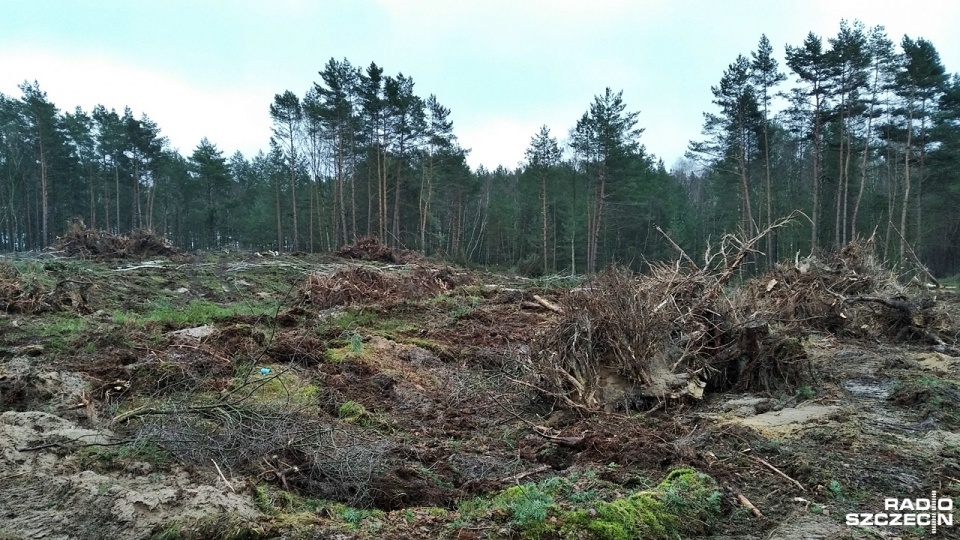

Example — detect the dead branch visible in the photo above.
[532,294,564,314]
[501,464,551,485]
[751,456,806,491]
[656,225,700,271]
[890,221,941,288]
[211,459,237,493]
[736,491,764,519]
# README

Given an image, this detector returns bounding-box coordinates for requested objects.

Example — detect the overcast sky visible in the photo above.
[1,0,958,172]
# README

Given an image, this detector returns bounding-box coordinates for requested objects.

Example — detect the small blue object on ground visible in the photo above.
[259,367,271,375]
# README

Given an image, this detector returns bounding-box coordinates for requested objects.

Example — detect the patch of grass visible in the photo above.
[494,484,555,533]
[797,385,816,399]
[31,314,91,352]
[114,298,278,329]
[76,442,173,471]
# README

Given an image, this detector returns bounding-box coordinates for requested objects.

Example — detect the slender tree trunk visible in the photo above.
[39,136,48,246]
[541,169,548,275]
[852,73,880,235]
[115,161,121,234]
[811,100,822,250]
[899,107,913,264]
[275,172,283,251]
[915,101,928,253]
[762,105,774,266]
[378,144,387,240]
[133,158,142,230]
[338,138,347,245]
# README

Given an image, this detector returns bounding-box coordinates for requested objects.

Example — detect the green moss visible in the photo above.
[337,400,368,423]
[232,368,319,406]
[558,468,722,540]
[494,484,556,535]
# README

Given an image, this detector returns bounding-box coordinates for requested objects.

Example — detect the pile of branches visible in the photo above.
[534,263,809,412]
[299,265,468,309]
[0,264,45,313]
[51,222,180,260]
[335,236,419,264]
[534,221,814,412]
[127,402,394,507]
[740,238,945,342]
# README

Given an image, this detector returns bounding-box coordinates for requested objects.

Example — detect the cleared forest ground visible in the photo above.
[1,239,959,540]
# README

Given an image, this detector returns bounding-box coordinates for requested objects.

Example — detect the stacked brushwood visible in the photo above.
[299,265,467,309]
[0,262,91,314]
[51,223,179,260]
[534,237,951,412]
[741,239,946,344]
[534,263,808,412]
[335,236,419,264]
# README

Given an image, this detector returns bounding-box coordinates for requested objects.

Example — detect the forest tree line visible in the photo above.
[2,20,959,275]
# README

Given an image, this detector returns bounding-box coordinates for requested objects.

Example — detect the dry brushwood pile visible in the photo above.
[51,223,180,260]
[741,239,949,343]
[298,264,468,309]
[535,238,953,413]
[533,264,809,412]
[0,262,91,314]
[335,236,419,264]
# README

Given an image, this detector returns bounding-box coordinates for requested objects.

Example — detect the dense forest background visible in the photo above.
[2,21,959,275]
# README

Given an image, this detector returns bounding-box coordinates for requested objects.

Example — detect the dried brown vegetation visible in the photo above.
[298,264,469,309]
[51,222,180,260]
[335,235,419,264]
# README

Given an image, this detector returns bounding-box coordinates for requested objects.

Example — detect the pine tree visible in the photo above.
[525,125,562,274]
[786,32,831,249]
[570,88,643,274]
[751,34,786,265]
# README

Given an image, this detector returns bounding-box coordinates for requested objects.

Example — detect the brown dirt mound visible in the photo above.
[335,236,419,263]
[51,223,180,260]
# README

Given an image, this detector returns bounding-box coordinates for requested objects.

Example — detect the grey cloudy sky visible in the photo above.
[1,0,958,171]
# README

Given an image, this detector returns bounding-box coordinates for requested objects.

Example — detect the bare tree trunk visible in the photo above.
[541,170,548,274]
[899,108,913,264]
[39,136,48,246]
[275,171,283,251]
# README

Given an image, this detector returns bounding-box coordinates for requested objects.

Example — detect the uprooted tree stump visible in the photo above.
[532,264,810,412]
